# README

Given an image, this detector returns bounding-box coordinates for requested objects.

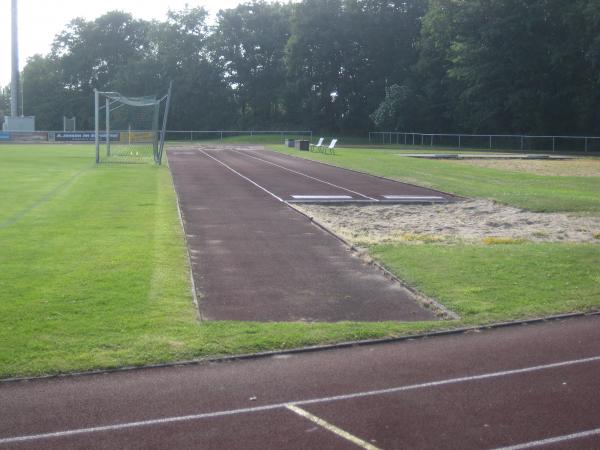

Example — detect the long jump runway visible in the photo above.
[1,315,598,449]
[168,145,455,322]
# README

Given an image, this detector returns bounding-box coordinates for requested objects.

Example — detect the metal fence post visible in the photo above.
[585,138,588,152]
[94,89,99,163]
[552,137,555,152]
[489,136,492,149]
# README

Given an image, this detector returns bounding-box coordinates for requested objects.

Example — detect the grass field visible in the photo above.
[270,146,600,213]
[1,144,599,378]
[270,145,600,314]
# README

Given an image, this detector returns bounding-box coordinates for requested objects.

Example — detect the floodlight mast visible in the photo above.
[10,0,20,117]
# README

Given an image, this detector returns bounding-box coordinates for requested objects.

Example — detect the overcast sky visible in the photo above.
[1,0,253,86]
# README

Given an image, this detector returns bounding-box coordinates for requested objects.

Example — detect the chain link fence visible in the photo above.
[165,130,313,143]
[368,132,600,153]
[0,130,313,144]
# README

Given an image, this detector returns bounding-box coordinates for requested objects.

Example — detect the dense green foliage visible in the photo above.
[11,0,600,135]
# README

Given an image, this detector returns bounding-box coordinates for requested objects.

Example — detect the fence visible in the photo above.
[0,130,313,144]
[165,130,313,142]
[368,132,600,153]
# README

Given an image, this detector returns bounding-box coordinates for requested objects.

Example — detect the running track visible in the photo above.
[167,145,454,322]
[177,145,456,204]
[1,315,599,449]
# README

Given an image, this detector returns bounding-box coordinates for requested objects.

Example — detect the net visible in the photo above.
[95,85,172,164]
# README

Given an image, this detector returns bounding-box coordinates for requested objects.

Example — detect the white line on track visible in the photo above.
[383,195,445,200]
[488,427,600,449]
[231,149,379,201]
[1,355,599,444]
[286,404,381,450]
[198,149,284,203]
[292,195,353,200]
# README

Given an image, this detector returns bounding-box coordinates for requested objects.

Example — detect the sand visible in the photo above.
[447,158,600,177]
[296,200,600,245]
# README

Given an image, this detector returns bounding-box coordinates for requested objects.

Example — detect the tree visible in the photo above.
[150,6,236,130]
[342,0,428,132]
[285,0,348,132]
[22,55,65,130]
[212,1,292,128]
[0,86,10,124]
[419,0,598,134]
[286,0,428,134]
[370,84,416,130]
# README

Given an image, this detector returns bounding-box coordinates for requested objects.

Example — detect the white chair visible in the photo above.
[324,138,338,155]
[310,137,324,152]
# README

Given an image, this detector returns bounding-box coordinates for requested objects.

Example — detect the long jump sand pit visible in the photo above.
[447,157,600,177]
[296,199,600,245]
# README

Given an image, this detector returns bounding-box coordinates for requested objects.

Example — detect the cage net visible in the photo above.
[95,88,171,164]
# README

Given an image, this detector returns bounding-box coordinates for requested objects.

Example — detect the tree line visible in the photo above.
[2,0,599,135]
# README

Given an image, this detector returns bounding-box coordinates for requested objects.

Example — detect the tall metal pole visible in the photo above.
[11,0,20,117]
[95,89,100,163]
[105,98,110,156]
[157,81,173,165]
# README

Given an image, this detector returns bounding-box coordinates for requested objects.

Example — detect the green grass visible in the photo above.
[1,144,598,379]
[0,145,442,378]
[371,243,600,323]
[270,145,600,212]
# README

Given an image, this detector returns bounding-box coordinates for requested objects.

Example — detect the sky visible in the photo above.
[1,0,251,87]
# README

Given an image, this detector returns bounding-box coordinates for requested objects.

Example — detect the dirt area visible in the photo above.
[296,200,600,245]
[447,158,600,177]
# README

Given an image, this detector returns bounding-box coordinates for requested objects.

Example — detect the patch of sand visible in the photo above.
[448,158,600,177]
[296,200,600,245]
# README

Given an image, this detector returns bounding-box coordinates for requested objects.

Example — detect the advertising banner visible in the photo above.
[55,132,120,142]
[9,132,48,142]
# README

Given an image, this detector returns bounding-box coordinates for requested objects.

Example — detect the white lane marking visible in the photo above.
[232,149,378,201]
[293,355,600,407]
[198,150,284,203]
[383,195,445,200]
[0,403,285,445]
[286,404,381,450]
[292,195,353,200]
[488,427,600,450]
[2,355,599,444]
